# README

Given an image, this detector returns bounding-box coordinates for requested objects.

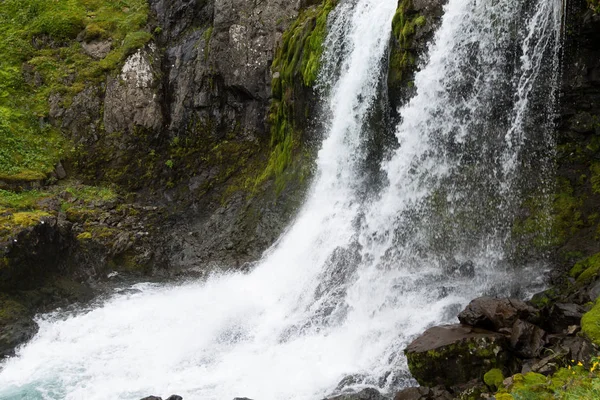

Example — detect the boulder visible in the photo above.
[326,388,388,400]
[394,386,452,400]
[556,336,595,364]
[404,324,511,388]
[510,319,546,358]
[458,297,538,331]
[546,303,584,333]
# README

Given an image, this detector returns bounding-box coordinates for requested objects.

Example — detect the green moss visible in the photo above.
[512,178,583,252]
[489,358,600,399]
[572,252,600,285]
[529,288,558,309]
[0,297,29,322]
[261,0,336,190]
[582,301,600,345]
[484,368,505,389]
[77,232,92,240]
[63,184,118,203]
[0,189,50,211]
[0,0,150,180]
[388,0,426,87]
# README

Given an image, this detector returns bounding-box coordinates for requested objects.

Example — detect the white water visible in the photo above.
[0,0,562,399]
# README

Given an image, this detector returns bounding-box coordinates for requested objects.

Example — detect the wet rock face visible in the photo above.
[154,0,302,138]
[404,324,511,388]
[0,298,38,358]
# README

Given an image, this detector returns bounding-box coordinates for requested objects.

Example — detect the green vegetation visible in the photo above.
[389,0,426,86]
[589,0,600,14]
[0,0,150,181]
[512,178,583,253]
[261,0,336,190]
[569,252,600,284]
[484,368,505,390]
[491,360,600,399]
[582,300,600,345]
[0,183,118,241]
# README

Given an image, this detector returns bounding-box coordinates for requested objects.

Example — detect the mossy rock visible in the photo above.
[405,324,511,388]
[581,299,600,345]
[484,368,504,390]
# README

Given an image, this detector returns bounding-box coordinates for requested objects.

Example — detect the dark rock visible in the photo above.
[326,388,388,400]
[458,297,538,331]
[521,347,567,375]
[0,299,39,358]
[547,303,584,333]
[140,397,162,400]
[166,396,183,400]
[54,162,67,180]
[510,319,546,358]
[233,398,253,400]
[556,336,595,364]
[457,261,475,278]
[394,386,452,400]
[405,324,511,388]
[588,280,600,302]
[335,374,368,391]
[394,387,424,400]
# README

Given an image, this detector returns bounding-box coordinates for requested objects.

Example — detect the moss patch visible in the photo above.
[491,359,600,399]
[582,300,600,345]
[0,183,118,241]
[484,368,504,390]
[512,178,583,253]
[261,0,336,191]
[0,0,150,181]
[388,0,426,87]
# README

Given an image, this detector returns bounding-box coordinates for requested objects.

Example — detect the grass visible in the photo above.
[0,0,150,181]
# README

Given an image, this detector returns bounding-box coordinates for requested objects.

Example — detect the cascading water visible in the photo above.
[0,0,563,399]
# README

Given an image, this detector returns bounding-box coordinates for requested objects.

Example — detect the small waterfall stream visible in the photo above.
[0,0,563,399]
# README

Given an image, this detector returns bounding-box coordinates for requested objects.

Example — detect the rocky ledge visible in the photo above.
[400,289,598,399]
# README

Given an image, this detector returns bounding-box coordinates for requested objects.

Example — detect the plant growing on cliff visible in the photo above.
[389,0,426,87]
[0,0,150,181]
[259,0,337,191]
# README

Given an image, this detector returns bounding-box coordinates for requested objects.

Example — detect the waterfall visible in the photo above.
[0,0,563,399]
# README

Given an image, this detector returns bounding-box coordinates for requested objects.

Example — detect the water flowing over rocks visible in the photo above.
[2,0,600,397]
